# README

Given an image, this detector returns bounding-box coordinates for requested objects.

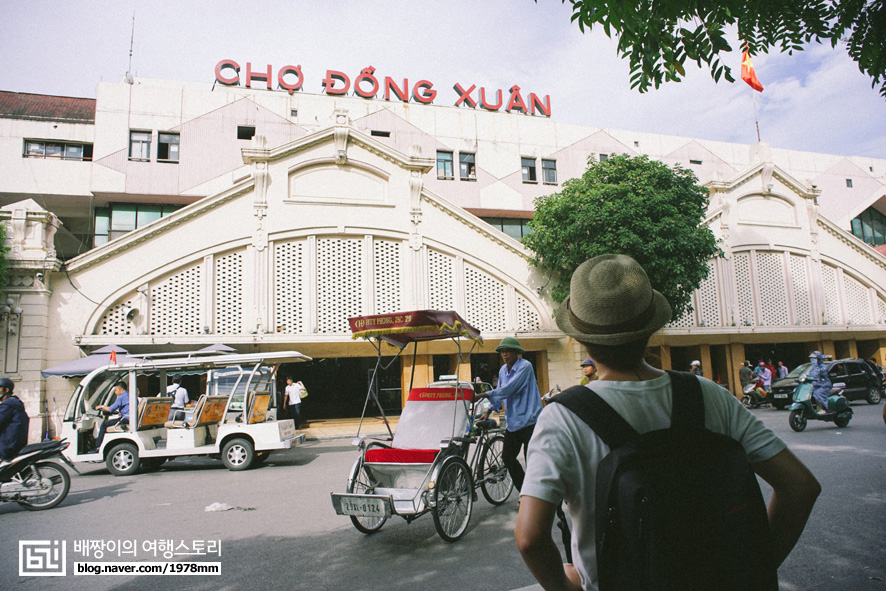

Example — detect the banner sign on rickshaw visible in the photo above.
[349,310,482,349]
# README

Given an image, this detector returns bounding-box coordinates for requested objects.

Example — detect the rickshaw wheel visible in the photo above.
[348,461,387,534]
[479,435,513,505]
[432,456,473,542]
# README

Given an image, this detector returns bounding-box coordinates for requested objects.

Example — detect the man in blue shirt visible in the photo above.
[0,377,29,460]
[92,381,131,452]
[478,337,542,492]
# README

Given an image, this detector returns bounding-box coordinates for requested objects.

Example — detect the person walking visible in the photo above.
[284,377,305,428]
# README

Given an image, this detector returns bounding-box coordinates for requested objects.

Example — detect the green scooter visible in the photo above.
[788,380,852,432]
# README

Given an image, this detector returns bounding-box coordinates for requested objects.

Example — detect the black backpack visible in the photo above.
[552,370,777,591]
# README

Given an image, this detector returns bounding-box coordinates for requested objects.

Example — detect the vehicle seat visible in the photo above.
[137,397,173,430]
[364,386,473,464]
[246,392,271,424]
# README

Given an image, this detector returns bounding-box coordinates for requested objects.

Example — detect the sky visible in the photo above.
[2,0,885,160]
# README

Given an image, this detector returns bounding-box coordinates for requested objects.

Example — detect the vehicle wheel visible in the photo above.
[865,387,882,405]
[141,457,167,472]
[789,409,807,432]
[432,456,473,542]
[479,435,513,505]
[106,442,141,476]
[347,460,387,534]
[740,395,752,408]
[834,413,852,428]
[17,461,71,511]
[221,438,255,471]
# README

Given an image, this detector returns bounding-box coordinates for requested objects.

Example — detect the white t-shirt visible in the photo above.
[167,384,189,409]
[521,373,787,591]
[285,382,305,405]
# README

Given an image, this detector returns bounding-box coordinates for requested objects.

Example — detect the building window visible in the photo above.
[370,130,390,137]
[237,126,256,140]
[459,153,476,181]
[599,153,609,162]
[846,179,853,188]
[93,203,182,246]
[521,158,537,183]
[157,132,180,162]
[690,159,703,165]
[851,206,886,247]
[542,159,557,184]
[437,151,454,179]
[129,131,151,161]
[481,217,533,241]
[24,140,93,161]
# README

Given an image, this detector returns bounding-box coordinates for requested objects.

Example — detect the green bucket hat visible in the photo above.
[495,337,524,353]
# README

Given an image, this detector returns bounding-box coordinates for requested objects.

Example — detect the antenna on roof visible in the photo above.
[124,12,135,85]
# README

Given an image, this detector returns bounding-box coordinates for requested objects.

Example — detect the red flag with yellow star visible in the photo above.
[741,49,764,92]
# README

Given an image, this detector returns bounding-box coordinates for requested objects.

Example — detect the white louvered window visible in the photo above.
[790,255,813,325]
[464,264,506,331]
[756,252,789,326]
[428,249,455,311]
[150,266,202,335]
[843,274,872,324]
[374,240,401,314]
[317,238,363,333]
[97,299,135,336]
[516,294,541,331]
[734,253,756,326]
[215,251,243,334]
[697,260,721,327]
[274,241,306,334]
[821,265,841,324]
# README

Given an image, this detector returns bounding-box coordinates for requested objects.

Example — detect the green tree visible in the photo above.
[555,0,886,97]
[523,154,720,321]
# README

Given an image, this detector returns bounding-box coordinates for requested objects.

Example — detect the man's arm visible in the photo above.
[490,361,534,404]
[752,447,821,567]
[515,496,582,591]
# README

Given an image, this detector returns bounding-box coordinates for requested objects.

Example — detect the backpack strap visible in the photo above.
[664,370,705,430]
[550,385,638,449]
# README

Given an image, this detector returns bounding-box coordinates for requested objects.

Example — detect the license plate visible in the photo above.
[774,393,788,399]
[339,496,385,517]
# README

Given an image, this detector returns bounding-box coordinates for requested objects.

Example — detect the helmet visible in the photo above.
[0,377,14,391]
[690,360,700,367]
[496,337,524,353]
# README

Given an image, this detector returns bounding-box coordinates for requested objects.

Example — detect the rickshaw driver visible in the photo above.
[476,337,543,492]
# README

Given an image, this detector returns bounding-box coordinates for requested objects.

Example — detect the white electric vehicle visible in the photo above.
[60,350,309,475]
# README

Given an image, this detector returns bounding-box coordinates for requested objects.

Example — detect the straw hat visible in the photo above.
[556,254,672,346]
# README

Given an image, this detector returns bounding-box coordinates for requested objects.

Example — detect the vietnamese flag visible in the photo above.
[110,351,117,364]
[741,49,764,92]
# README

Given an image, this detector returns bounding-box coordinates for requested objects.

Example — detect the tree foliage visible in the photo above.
[555,0,886,97]
[523,154,721,321]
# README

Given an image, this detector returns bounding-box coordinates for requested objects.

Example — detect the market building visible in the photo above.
[2,66,885,441]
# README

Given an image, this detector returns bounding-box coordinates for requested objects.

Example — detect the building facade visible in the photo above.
[1,73,885,442]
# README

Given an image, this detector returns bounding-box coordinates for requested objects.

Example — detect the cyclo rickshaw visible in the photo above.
[330,310,514,542]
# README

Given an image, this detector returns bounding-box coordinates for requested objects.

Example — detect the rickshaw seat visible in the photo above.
[364,386,472,464]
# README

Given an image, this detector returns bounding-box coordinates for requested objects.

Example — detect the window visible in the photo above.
[93,203,182,246]
[370,130,390,137]
[436,151,454,179]
[157,132,180,162]
[459,153,476,181]
[237,126,256,140]
[129,131,151,161]
[599,153,609,162]
[851,206,886,246]
[521,158,537,183]
[481,217,532,240]
[690,159,703,165]
[846,179,853,188]
[542,159,557,185]
[23,140,93,161]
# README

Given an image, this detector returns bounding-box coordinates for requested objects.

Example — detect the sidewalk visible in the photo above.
[298,416,399,441]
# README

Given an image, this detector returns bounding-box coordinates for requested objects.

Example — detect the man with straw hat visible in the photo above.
[476,336,542,493]
[515,254,820,591]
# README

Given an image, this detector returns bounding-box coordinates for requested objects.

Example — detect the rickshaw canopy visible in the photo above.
[349,310,482,349]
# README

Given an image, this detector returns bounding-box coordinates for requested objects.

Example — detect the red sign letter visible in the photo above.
[323,70,351,95]
[412,80,436,104]
[278,65,304,94]
[246,63,273,90]
[529,93,551,117]
[384,77,409,102]
[215,59,240,86]
[453,83,477,108]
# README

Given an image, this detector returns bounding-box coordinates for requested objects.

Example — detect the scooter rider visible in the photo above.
[0,377,29,461]
[807,351,832,413]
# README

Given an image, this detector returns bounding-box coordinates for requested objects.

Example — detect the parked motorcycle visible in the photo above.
[741,378,770,409]
[0,439,75,510]
[788,381,852,432]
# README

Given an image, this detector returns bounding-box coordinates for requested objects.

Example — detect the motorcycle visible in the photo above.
[0,438,75,510]
[788,381,852,432]
[741,378,770,409]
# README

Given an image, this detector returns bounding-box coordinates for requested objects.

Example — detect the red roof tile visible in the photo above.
[0,91,95,123]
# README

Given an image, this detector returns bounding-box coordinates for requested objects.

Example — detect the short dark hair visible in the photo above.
[172,376,182,384]
[584,338,650,371]
[115,381,127,390]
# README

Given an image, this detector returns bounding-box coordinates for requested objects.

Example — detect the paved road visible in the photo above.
[1,403,884,591]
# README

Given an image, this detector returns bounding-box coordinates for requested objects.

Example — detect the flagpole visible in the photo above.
[751,92,761,142]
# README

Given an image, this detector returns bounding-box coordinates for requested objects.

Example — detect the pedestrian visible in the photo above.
[757,362,773,392]
[166,375,189,421]
[777,361,789,380]
[0,377,29,461]
[739,360,754,388]
[475,337,542,492]
[284,377,305,428]
[579,358,597,385]
[515,254,820,591]
[689,360,703,376]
